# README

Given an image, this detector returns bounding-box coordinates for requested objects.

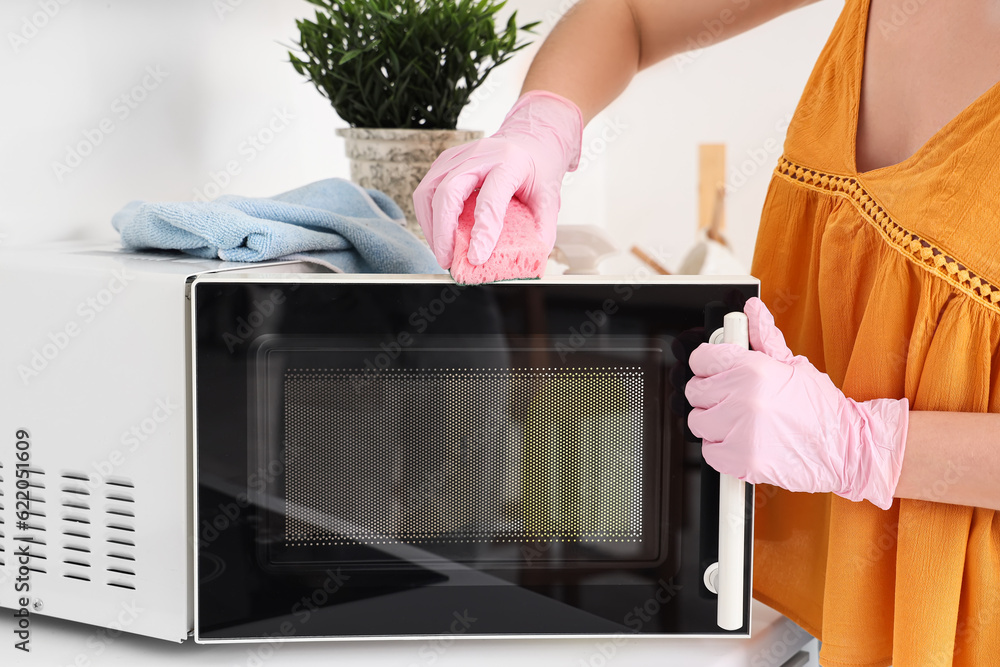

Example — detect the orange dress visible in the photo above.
[750,1,1000,666]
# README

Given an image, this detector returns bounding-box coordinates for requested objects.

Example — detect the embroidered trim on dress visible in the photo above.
[774,157,1000,314]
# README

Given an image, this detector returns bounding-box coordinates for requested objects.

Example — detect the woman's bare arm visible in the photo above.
[895,411,1000,510]
[523,0,821,123]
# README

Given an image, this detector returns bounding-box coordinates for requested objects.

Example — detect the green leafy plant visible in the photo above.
[289,0,539,130]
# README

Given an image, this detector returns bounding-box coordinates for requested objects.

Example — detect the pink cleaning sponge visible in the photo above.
[449,192,548,285]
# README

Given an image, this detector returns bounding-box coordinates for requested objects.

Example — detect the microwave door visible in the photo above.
[193,276,757,641]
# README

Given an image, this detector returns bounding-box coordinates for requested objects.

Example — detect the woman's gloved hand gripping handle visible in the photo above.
[413,90,584,269]
[685,298,910,510]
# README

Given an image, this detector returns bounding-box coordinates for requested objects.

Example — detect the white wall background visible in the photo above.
[0,0,842,271]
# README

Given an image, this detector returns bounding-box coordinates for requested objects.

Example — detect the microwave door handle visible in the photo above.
[708,312,749,631]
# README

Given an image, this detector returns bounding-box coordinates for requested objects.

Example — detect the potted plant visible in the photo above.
[289,0,538,241]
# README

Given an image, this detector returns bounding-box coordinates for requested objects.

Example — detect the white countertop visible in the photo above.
[1,600,813,667]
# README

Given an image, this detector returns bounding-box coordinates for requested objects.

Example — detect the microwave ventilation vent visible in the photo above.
[0,463,135,589]
[103,478,137,590]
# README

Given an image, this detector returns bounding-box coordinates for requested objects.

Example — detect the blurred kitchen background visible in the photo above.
[0,0,841,272]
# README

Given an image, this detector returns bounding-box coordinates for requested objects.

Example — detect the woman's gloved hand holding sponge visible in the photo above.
[413,90,584,282]
[686,298,910,510]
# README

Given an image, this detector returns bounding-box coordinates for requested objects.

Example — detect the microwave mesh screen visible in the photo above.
[281,367,645,548]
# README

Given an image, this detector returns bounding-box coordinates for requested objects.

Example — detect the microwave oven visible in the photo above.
[0,243,757,643]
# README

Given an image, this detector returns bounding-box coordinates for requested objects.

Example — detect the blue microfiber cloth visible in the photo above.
[111,178,445,274]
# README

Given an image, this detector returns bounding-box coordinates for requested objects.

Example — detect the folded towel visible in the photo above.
[112,178,444,274]
[449,193,548,285]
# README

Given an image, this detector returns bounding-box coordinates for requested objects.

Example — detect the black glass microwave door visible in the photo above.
[251,338,662,570]
[194,280,756,639]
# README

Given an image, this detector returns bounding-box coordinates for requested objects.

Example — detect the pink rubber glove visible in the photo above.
[685,298,909,510]
[413,90,583,268]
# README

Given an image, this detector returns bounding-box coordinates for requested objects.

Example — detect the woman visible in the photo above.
[413,1,1000,665]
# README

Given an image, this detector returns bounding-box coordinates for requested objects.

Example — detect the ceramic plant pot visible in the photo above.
[337,127,484,243]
